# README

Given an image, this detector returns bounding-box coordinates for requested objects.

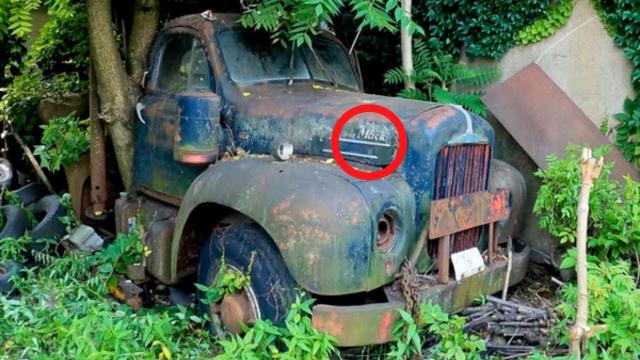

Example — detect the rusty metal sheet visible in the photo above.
[312,302,401,346]
[483,64,639,182]
[429,190,509,239]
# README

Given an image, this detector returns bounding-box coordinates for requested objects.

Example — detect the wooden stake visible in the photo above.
[437,235,451,284]
[570,148,606,358]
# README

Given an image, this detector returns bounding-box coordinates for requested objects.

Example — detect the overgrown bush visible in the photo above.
[0,0,88,144]
[533,145,640,261]
[534,145,640,358]
[214,294,338,359]
[387,303,485,359]
[555,260,640,359]
[0,254,217,359]
[34,112,90,172]
[0,71,86,142]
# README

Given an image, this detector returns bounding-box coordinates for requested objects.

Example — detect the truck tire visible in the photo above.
[13,182,49,207]
[0,260,24,293]
[0,205,28,239]
[197,223,297,335]
[29,195,67,252]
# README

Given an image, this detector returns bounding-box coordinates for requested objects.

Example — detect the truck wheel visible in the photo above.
[13,182,49,207]
[197,223,297,335]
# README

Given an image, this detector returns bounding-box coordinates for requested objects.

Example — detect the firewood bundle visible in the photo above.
[462,296,552,358]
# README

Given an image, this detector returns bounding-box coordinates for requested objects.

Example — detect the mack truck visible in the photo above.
[90,11,531,346]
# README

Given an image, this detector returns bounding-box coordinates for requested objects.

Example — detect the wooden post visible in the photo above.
[437,235,451,284]
[570,148,607,358]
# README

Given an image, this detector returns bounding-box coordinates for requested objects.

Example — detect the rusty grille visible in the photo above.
[430,144,491,255]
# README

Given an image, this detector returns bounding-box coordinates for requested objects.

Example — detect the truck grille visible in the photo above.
[430,144,491,255]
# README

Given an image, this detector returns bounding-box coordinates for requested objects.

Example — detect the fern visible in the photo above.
[397,87,428,101]
[433,87,488,116]
[386,38,500,115]
[450,65,501,89]
[350,0,396,32]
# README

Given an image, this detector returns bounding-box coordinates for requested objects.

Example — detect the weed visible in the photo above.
[214,293,338,359]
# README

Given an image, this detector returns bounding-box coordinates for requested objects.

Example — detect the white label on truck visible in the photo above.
[451,248,485,281]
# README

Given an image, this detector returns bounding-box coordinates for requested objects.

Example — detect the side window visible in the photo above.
[155,34,213,92]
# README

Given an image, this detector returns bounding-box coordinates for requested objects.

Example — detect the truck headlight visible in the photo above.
[376,208,400,252]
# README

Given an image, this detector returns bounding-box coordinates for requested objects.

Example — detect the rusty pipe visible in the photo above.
[89,54,108,217]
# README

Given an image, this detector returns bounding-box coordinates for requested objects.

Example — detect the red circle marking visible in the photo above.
[331,104,407,181]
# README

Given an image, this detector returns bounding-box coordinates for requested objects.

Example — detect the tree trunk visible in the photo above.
[400,0,414,90]
[128,0,160,87]
[87,0,159,190]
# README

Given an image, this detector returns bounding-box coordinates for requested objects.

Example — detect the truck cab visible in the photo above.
[116,11,530,346]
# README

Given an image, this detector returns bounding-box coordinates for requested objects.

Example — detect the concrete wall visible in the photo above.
[472,0,634,129]
[468,0,637,266]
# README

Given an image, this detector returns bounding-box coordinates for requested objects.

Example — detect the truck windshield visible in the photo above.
[218,30,359,89]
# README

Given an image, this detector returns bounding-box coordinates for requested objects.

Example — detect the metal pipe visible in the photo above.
[89,54,108,218]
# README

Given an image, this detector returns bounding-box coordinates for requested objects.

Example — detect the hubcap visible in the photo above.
[220,291,258,334]
[209,265,261,334]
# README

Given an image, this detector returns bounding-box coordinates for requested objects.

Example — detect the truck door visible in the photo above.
[134,31,217,200]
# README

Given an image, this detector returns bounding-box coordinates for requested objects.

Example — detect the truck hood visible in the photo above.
[227,82,488,167]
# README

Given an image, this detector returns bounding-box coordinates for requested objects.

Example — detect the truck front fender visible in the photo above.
[172,157,378,295]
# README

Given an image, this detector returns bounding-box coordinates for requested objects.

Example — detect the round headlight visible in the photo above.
[376,209,399,252]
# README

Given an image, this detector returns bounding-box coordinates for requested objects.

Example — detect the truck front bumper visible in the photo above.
[311,242,530,347]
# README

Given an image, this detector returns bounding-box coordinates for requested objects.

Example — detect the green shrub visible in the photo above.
[533,145,640,260]
[0,248,216,359]
[0,230,339,359]
[0,71,86,141]
[515,0,574,45]
[34,112,90,172]
[555,260,640,359]
[387,303,485,359]
[214,294,338,359]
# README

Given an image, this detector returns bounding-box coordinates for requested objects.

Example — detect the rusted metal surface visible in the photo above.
[220,291,258,334]
[483,64,639,182]
[130,12,530,305]
[312,302,401,347]
[488,159,527,244]
[174,93,223,164]
[312,243,530,346]
[89,56,107,216]
[172,157,416,294]
[430,144,491,256]
[428,190,510,239]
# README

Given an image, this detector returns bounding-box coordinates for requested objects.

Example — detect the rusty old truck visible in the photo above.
[103,11,530,346]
